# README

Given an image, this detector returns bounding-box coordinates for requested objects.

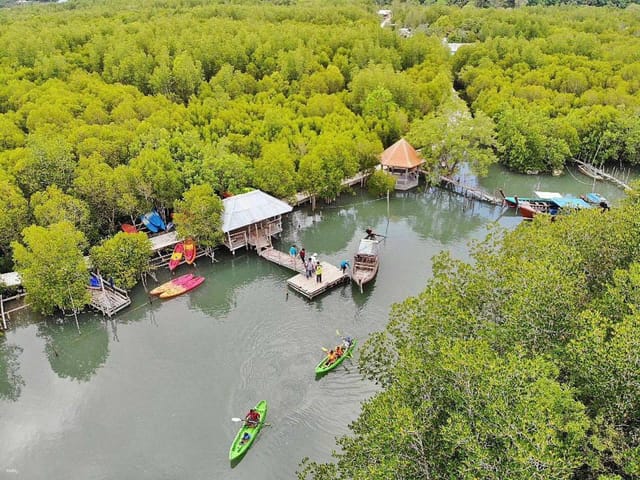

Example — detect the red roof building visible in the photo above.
[380,138,424,190]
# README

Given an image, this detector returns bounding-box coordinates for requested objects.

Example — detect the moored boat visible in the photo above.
[149,273,194,296]
[168,242,185,271]
[158,275,205,299]
[121,223,138,234]
[315,338,356,375]
[352,238,380,290]
[184,238,196,265]
[229,400,268,461]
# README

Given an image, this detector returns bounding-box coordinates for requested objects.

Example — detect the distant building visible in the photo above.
[442,38,472,55]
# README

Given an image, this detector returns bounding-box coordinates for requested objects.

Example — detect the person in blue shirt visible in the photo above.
[340,260,350,274]
[289,245,298,258]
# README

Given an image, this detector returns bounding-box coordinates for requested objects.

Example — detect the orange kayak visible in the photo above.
[168,242,184,271]
[159,276,205,299]
[184,238,196,265]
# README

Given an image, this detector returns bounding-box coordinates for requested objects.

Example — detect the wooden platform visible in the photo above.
[286,262,349,300]
[258,248,349,299]
[88,274,131,317]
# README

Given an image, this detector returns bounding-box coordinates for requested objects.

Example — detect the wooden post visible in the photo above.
[68,286,80,333]
[1,295,7,330]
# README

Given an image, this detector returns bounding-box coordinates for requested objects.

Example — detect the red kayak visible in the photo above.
[121,224,138,234]
[149,273,194,296]
[184,238,196,265]
[168,242,185,271]
[159,276,205,299]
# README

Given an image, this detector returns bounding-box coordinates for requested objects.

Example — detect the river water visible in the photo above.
[0,167,632,479]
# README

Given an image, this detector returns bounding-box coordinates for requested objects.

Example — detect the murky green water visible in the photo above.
[0,167,632,479]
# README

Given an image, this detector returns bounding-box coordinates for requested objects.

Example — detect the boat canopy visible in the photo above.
[551,197,591,209]
[357,239,379,255]
[534,191,563,199]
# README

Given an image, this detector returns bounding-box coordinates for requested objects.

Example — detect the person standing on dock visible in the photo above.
[289,245,298,265]
[299,248,306,265]
[306,258,314,279]
[316,262,323,283]
[340,260,350,274]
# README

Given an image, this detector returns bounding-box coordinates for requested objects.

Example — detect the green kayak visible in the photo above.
[315,339,356,374]
[229,400,268,461]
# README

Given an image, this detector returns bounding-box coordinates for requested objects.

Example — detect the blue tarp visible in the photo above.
[551,197,591,209]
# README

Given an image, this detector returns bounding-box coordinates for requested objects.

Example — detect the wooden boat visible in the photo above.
[578,164,604,180]
[229,400,268,461]
[158,275,205,299]
[315,338,357,375]
[183,238,196,265]
[149,273,194,296]
[582,192,608,205]
[168,242,185,271]
[352,238,380,290]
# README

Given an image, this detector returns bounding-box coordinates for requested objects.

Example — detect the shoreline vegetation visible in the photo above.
[1,1,640,477]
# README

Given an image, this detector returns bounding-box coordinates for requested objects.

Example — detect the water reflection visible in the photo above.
[0,340,24,401]
[37,319,109,382]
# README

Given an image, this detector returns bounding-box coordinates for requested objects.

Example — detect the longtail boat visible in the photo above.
[352,238,380,291]
[229,400,268,461]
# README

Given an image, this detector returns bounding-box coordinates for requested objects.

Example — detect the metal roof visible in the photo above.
[0,271,22,288]
[222,190,292,233]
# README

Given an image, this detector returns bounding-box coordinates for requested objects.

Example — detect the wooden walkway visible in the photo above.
[258,248,349,299]
[258,247,305,274]
[295,170,370,206]
[573,159,632,191]
[439,176,504,205]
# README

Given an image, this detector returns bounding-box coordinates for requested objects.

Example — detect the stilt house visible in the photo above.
[222,190,293,254]
[380,138,424,190]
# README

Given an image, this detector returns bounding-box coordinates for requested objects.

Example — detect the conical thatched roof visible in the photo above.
[380,138,424,169]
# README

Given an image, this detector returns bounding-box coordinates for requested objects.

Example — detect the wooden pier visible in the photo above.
[88,274,131,317]
[258,248,349,299]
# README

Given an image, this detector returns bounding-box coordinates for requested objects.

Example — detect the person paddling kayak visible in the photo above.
[245,409,261,427]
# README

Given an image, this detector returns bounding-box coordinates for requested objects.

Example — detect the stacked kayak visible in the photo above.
[229,400,268,461]
[140,211,166,233]
[315,339,357,374]
[184,238,196,265]
[168,242,185,271]
[159,275,205,299]
[149,273,194,296]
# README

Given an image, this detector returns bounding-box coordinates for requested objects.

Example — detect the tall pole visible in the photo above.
[1,295,6,330]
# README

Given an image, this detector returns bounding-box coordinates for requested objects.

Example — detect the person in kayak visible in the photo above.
[239,432,251,445]
[245,409,261,427]
[342,336,353,349]
[335,345,344,358]
[326,349,337,365]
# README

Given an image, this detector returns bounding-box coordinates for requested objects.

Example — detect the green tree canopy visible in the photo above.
[173,183,224,248]
[12,221,89,315]
[89,232,152,290]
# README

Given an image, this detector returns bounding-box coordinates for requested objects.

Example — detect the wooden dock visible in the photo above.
[286,262,349,299]
[88,274,131,317]
[258,248,349,299]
